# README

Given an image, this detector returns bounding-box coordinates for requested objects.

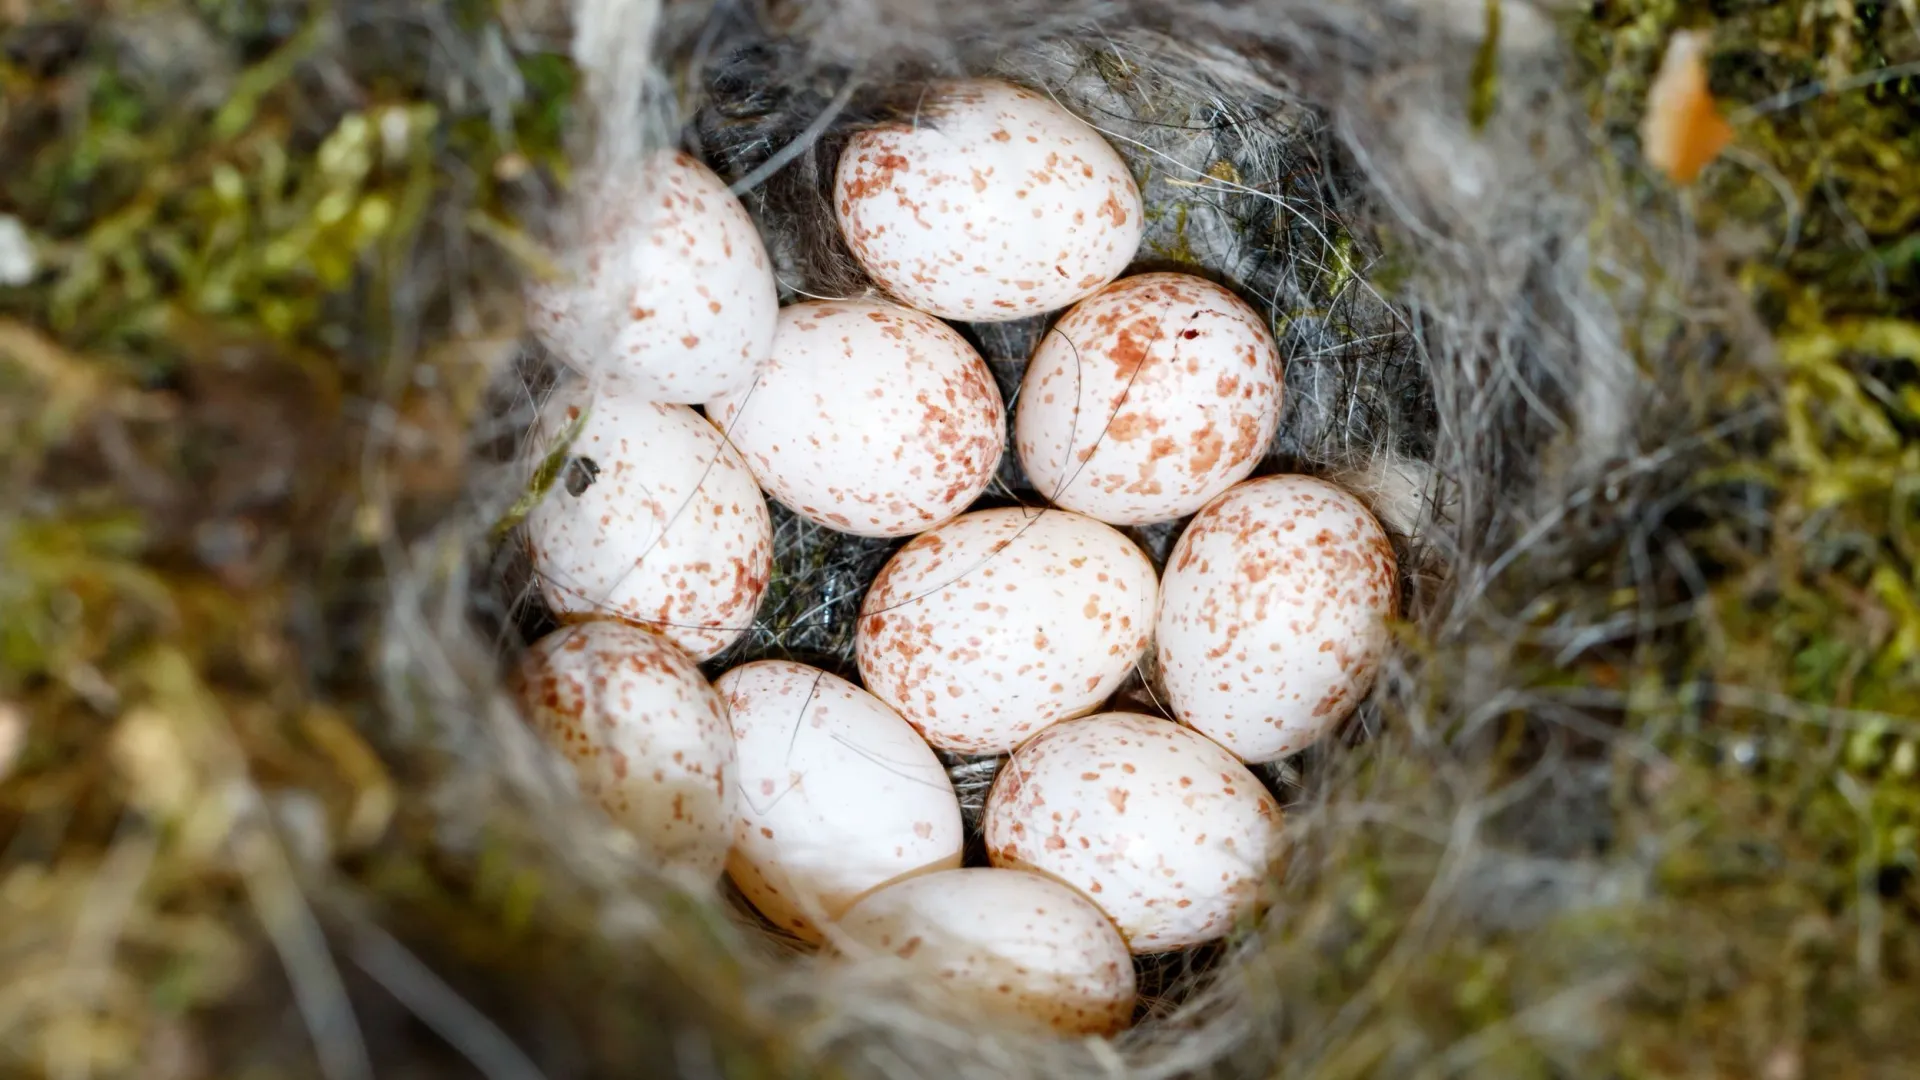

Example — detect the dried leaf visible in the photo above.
[1642,30,1733,186]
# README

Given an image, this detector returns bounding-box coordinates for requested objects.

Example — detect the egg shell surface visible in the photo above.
[525,382,772,660]
[715,660,963,942]
[1156,474,1397,763]
[834,79,1143,323]
[834,868,1135,1037]
[705,300,1005,538]
[526,150,778,403]
[511,621,736,881]
[983,712,1283,952]
[1016,273,1284,525]
[855,508,1158,755]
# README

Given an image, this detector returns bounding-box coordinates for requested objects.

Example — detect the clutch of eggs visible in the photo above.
[706,299,1004,538]
[835,79,1143,322]
[855,507,1158,755]
[526,150,778,403]
[1016,272,1285,526]
[511,621,736,881]
[716,660,964,941]
[493,80,1420,1032]
[1156,474,1398,763]
[523,379,772,661]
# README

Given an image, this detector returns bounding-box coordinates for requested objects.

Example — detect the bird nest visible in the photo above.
[3,1,1919,1077]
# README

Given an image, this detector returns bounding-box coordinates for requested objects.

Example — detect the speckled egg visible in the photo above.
[833,868,1135,1037]
[982,712,1283,952]
[1016,273,1284,525]
[835,79,1143,322]
[524,380,772,660]
[511,621,735,881]
[704,300,1005,538]
[1156,474,1398,763]
[715,660,963,942]
[527,150,778,403]
[855,508,1158,755]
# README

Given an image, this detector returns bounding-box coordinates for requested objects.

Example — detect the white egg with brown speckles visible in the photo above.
[527,150,778,403]
[511,621,736,882]
[855,508,1157,756]
[524,381,772,660]
[833,868,1135,1036]
[705,300,1004,538]
[1017,273,1284,525]
[1156,474,1398,763]
[983,712,1283,952]
[835,79,1143,322]
[716,660,963,942]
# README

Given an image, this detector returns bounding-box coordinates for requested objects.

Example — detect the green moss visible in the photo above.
[1468,0,1503,131]
[491,404,587,542]
[1559,1,1920,1072]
